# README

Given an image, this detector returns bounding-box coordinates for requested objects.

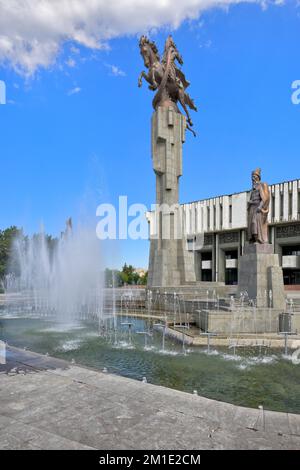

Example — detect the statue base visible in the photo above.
[148,236,196,287]
[153,99,179,114]
[238,243,286,310]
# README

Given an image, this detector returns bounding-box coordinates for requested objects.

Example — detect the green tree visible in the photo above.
[104,264,148,287]
[121,263,137,285]
[139,271,148,286]
[0,226,25,291]
[119,271,129,285]
[0,226,23,279]
[104,268,122,287]
[0,227,59,292]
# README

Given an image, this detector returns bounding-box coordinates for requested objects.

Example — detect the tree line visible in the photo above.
[0,226,147,292]
[0,226,24,288]
[0,226,59,292]
[105,264,148,287]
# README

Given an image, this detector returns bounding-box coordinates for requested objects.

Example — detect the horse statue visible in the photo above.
[138,35,197,135]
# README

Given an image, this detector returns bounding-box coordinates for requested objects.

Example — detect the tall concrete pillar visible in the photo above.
[218,247,226,284]
[147,107,196,287]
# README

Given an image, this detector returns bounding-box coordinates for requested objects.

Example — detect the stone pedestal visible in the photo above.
[147,107,196,287]
[238,244,286,310]
[197,308,281,334]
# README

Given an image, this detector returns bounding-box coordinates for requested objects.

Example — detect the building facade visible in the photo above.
[148,178,300,287]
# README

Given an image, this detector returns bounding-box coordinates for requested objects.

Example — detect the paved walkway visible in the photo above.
[0,346,299,450]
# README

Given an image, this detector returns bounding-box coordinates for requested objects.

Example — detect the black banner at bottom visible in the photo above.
[2,449,299,467]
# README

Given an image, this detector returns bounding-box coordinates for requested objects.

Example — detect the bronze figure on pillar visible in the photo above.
[138,35,197,135]
[139,36,197,286]
[247,168,270,244]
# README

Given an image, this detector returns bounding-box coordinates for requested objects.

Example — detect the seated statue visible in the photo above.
[247,168,270,244]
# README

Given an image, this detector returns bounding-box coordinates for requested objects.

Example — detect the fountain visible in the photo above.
[121,322,133,347]
[5,220,104,324]
[1,238,300,414]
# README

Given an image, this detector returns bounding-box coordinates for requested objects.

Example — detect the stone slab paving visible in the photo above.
[0,346,299,450]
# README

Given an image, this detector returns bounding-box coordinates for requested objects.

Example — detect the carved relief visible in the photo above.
[219,232,239,244]
[276,224,300,239]
[204,234,213,246]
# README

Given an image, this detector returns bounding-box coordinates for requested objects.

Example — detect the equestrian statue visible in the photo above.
[138,35,197,136]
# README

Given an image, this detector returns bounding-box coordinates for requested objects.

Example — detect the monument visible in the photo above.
[238,168,286,310]
[139,35,286,326]
[139,36,197,287]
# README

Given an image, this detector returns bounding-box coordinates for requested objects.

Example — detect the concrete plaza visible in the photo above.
[0,346,299,450]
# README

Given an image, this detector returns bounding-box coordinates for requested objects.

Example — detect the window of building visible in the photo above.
[282,245,300,256]
[225,250,238,285]
[225,250,238,260]
[202,270,212,282]
[280,193,284,218]
[201,251,212,261]
[289,192,293,217]
[225,269,238,285]
[187,239,194,252]
[283,270,300,285]
[201,251,212,282]
[220,204,223,229]
[229,205,232,224]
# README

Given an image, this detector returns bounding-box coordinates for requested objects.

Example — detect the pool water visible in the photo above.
[0,316,299,414]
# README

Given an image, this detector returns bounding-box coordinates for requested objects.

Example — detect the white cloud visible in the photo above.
[110,65,126,77]
[105,63,126,76]
[70,46,80,55]
[67,86,81,95]
[0,0,277,76]
[65,57,76,68]
[199,39,212,48]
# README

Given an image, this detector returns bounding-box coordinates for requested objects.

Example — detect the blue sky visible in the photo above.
[0,1,300,268]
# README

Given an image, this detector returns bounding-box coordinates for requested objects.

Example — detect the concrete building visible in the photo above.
[148,178,300,289]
